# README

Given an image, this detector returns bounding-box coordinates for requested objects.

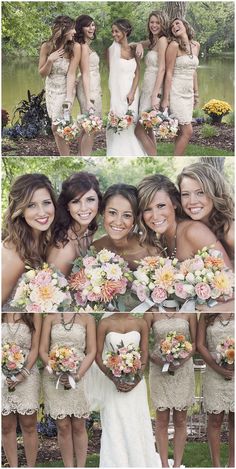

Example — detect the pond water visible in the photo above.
[2,55,234,120]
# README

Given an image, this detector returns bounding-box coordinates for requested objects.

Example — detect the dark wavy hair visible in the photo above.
[3,174,56,267]
[147,11,169,49]
[75,15,96,44]
[137,174,184,247]
[204,313,220,326]
[2,313,35,332]
[45,15,75,58]
[169,17,195,51]
[112,19,132,37]
[52,172,102,246]
[102,183,139,225]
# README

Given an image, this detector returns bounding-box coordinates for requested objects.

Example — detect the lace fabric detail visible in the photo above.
[203,319,234,414]
[45,57,70,123]
[169,54,199,125]
[77,51,102,115]
[149,318,195,411]
[139,50,159,114]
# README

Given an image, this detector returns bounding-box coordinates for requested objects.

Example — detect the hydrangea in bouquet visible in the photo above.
[214,337,234,380]
[77,108,103,134]
[69,248,133,311]
[46,344,81,390]
[11,264,72,313]
[105,109,134,134]
[2,342,25,392]
[103,340,142,384]
[174,247,234,306]
[159,331,192,375]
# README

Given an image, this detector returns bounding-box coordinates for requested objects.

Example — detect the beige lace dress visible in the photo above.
[2,323,40,416]
[45,57,70,123]
[169,54,199,125]
[149,318,195,410]
[139,50,159,113]
[76,50,102,115]
[42,323,90,420]
[203,318,234,414]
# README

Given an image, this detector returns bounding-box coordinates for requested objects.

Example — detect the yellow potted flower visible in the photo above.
[202,99,232,124]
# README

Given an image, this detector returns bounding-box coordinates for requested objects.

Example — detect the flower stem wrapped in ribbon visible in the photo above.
[159,331,192,375]
[46,344,81,390]
[103,340,142,384]
[2,342,25,392]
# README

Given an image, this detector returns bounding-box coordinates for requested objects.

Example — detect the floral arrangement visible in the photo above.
[215,337,234,367]
[103,340,142,383]
[46,344,80,390]
[156,117,179,139]
[139,108,178,139]
[77,108,103,134]
[139,109,163,130]
[69,248,133,311]
[159,331,192,375]
[202,99,232,118]
[175,247,234,305]
[11,264,72,313]
[56,118,80,141]
[2,342,25,392]
[132,256,179,305]
[105,110,134,134]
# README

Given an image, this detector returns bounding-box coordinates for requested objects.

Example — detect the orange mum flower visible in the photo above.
[69,270,87,290]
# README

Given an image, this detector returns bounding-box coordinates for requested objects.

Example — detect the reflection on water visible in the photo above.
[2,56,234,119]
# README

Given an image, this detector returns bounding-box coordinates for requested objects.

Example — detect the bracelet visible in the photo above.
[64,99,72,104]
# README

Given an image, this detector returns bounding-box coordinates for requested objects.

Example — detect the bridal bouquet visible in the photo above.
[11,264,72,313]
[159,331,192,375]
[139,109,163,130]
[175,247,234,305]
[46,344,80,390]
[131,256,179,307]
[106,110,134,134]
[69,248,133,311]
[103,340,142,384]
[77,108,103,134]
[139,108,178,139]
[2,342,25,392]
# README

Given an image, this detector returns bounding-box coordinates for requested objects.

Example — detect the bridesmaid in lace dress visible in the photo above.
[48,172,102,276]
[75,15,102,156]
[197,313,234,468]
[2,174,56,307]
[134,11,169,156]
[144,312,197,468]
[2,313,42,467]
[161,18,200,156]
[39,313,96,467]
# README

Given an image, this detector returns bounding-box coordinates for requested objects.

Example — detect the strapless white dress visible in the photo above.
[99,330,161,467]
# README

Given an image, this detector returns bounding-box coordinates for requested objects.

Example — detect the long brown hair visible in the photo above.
[45,15,75,58]
[3,313,35,332]
[169,17,195,52]
[147,11,169,49]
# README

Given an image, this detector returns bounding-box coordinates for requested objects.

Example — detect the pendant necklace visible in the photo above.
[164,312,177,319]
[61,313,77,331]
[6,319,21,340]
[219,313,233,327]
[164,225,177,260]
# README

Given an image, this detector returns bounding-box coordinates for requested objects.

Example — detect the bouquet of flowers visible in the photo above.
[103,340,142,384]
[131,256,179,308]
[174,247,234,305]
[11,264,72,313]
[2,342,25,392]
[159,331,192,375]
[46,344,81,390]
[105,109,134,134]
[77,108,103,134]
[139,108,178,139]
[156,116,179,139]
[56,119,80,141]
[69,248,133,311]
[139,109,164,130]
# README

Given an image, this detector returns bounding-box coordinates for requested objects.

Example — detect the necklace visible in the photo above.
[164,312,177,319]
[60,313,77,331]
[164,226,177,260]
[6,321,21,340]
[219,313,233,327]
[183,41,193,59]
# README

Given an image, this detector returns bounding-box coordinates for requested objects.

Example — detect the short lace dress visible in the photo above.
[139,50,159,113]
[45,57,70,124]
[77,50,102,116]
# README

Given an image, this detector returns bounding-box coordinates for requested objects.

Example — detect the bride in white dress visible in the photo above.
[106,19,146,157]
[95,313,161,467]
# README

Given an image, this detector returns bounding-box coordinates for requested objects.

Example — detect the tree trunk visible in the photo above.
[200,157,225,174]
[165,2,188,20]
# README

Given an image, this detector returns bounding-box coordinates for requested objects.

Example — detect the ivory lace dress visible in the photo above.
[42,323,90,420]
[77,50,102,115]
[2,323,40,416]
[139,50,159,113]
[203,318,234,414]
[169,54,199,125]
[45,57,70,124]
[149,318,195,410]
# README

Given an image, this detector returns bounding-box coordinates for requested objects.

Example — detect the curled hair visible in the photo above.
[169,17,195,51]
[75,15,96,44]
[137,174,184,247]
[177,162,234,242]
[204,313,220,326]
[148,11,169,49]
[3,174,56,267]
[52,172,102,246]
[2,313,35,332]
[46,15,75,58]
[102,183,138,225]
[112,19,132,37]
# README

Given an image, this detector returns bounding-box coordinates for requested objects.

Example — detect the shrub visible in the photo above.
[200,124,219,138]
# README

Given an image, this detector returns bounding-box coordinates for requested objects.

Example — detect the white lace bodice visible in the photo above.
[206,318,234,352]
[105,330,140,352]
[50,323,86,360]
[173,54,199,79]
[152,318,190,356]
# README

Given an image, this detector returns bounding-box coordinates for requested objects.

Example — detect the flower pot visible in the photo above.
[209,113,223,124]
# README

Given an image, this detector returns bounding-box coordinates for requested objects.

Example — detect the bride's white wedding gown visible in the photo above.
[106,41,146,157]
[99,330,161,467]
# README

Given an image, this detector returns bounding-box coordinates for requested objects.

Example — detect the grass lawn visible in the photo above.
[36,443,228,467]
[92,142,234,156]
